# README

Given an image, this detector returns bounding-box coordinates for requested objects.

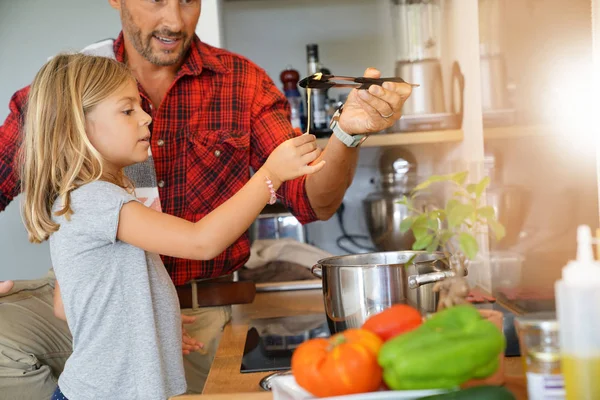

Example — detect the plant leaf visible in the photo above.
[426,237,441,252]
[445,199,460,215]
[489,219,506,241]
[412,174,450,192]
[400,216,416,233]
[458,233,479,260]
[428,209,445,222]
[397,195,409,206]
[440,231,454,244]
[427,218,439,230]
[413,234,434,250]
[451,171,469,185]
[478,206,496,219]
[466,183,477,194]
[413,227,428,240]
[447,203,475,228]
[474,176,490,199]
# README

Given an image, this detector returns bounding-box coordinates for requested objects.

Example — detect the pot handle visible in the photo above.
[311,265,323,279]
[407,270,456,289]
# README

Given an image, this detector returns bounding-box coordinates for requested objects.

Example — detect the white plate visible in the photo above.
[270,375,451,400]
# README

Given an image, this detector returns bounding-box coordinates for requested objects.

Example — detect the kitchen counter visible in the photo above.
[172,289,528,400]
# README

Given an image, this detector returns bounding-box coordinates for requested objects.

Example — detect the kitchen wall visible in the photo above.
[0,0,402,280]
[0,0,121,280]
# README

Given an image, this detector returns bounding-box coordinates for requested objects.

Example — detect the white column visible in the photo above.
[593,0,600,229]
[441,0,490,291]
[196,0,224,48]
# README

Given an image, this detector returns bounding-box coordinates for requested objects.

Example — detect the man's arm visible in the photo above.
[0,86,29,212]
[251,68,411,222]
[302,68,412,220]
[0,87,30,292]
[304,138,359,220]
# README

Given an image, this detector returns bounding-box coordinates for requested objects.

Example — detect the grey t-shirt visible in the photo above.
[50,181,186,400]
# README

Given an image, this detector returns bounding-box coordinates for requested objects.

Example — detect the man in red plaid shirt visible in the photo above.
[0,0,411,397]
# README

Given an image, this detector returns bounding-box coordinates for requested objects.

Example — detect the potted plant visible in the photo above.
[399,171,508,386]
[398,171,506,310]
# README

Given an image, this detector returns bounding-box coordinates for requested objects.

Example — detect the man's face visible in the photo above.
[111,0,201,66]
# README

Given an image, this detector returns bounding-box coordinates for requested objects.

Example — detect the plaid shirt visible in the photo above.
[0,33,317,285]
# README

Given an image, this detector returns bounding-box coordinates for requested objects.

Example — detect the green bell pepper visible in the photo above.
[378,305,505,390]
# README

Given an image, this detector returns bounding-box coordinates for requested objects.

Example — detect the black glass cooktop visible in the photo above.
[240,313,330,373]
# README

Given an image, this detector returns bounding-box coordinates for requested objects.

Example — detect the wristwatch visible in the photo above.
[329,106,368,148]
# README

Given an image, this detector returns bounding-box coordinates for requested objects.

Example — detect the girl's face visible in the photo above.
[85,79,152,175]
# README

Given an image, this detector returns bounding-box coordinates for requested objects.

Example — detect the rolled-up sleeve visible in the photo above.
[0,87,29,212]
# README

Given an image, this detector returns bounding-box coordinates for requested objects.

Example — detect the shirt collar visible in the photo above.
[113,32,230,77]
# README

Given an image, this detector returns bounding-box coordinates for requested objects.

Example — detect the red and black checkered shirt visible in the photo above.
[0,33,317,285]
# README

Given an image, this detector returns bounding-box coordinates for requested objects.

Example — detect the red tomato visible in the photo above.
[291,329,383,397]
[362,304,423,341]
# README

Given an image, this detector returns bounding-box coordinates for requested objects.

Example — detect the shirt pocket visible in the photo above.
[185,129,250,215]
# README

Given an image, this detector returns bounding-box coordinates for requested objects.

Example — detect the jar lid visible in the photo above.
[515,311,559,331]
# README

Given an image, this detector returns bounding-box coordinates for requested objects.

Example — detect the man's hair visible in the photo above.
[20,53,134,243]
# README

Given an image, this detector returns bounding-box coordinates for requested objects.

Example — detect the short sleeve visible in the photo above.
[67,181,139,244]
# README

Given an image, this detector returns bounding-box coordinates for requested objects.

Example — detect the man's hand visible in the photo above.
[338,67,412,135]
[182,314,205,355]
[0,280,14,294]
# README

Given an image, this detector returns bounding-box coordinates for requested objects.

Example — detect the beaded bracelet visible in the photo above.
[265,177,277,205]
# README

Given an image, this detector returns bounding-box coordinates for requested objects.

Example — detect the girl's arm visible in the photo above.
[53,281,67,321]
[117,135,325,261]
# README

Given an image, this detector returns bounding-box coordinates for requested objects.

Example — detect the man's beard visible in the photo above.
[121,4,191,66]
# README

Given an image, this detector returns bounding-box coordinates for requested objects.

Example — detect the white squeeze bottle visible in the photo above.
[555,225,600,400]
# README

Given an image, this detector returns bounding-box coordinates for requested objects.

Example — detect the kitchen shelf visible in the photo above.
[315,129,464,148]
[483,125,558,140]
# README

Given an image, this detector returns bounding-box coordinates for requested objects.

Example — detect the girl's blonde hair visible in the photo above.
[20,53,134,243]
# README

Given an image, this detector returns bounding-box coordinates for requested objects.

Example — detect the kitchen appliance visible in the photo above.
[479,0,516,127]
[363,148,437,252]
[311,251,464,334]
[250,202,306,244]
[241,313,329,373]
[242,305,519,378]
[389,0,463,131]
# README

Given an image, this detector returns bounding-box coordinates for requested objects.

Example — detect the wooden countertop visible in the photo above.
[172,289,528,400]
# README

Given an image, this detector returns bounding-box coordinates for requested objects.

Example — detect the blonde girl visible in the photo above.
[20,53,324,400]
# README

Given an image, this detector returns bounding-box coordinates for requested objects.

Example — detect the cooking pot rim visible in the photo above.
[315,250,450,268]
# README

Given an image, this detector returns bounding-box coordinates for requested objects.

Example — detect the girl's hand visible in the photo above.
[263,134,326,186]
[181,314,206,355]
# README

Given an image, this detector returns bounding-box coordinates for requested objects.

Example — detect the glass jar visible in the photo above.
[515,312,565,400]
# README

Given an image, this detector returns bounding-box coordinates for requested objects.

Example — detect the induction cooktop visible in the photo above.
[240,313,330,373]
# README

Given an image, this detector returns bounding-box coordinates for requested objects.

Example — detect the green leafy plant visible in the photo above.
[399,171,506,262]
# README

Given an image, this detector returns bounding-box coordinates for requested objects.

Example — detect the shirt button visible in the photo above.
[158,180,165,188]
[157,139,165,147]
[214,150,221,157]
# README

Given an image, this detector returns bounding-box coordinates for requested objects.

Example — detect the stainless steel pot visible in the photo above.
[311,251,462,334]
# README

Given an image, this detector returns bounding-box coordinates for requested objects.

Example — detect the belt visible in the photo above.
[175,275,256,309]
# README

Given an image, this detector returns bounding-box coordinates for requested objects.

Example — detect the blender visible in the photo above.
[390,0,462,131]
[479,0,516,127]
